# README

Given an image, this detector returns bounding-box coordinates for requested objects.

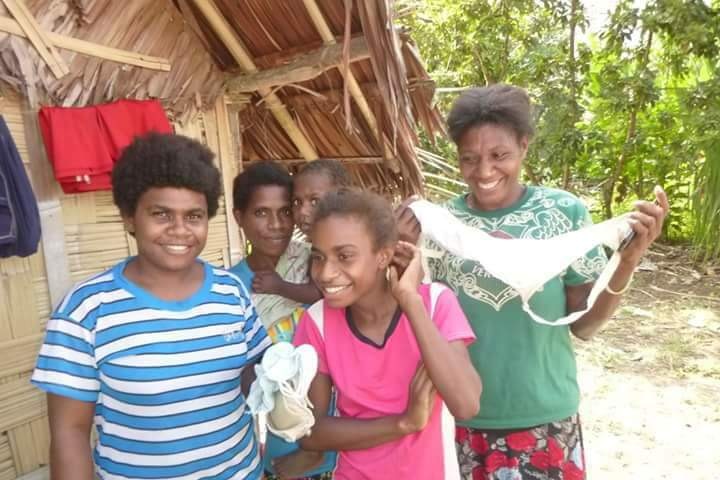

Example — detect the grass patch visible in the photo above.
[658,332,695,375]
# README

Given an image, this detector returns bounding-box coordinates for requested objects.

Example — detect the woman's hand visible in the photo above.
[390,239,415,277]
[388,241,424,309]
[399,363,436,434]
[394,196,422,245]
[620,186,670,267]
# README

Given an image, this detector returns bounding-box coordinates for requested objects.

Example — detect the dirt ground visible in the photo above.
[574,245,720,479]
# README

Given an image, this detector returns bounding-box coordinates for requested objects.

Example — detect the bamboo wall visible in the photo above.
[0,89,241,480]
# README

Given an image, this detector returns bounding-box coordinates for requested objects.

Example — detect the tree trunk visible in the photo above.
[602,30,653,218]
[636,155,645,198]
[604,111,638,218]
[563,0,580,190]
[524,160,540,185]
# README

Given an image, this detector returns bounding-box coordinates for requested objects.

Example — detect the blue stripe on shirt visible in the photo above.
[98,410,251,455]
[100,378,241,406]
[100,356,248,382]
[94,421,256,478]
[31,381,99,402]
[99,394,243,430]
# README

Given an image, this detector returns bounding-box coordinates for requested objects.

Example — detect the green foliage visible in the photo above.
[693,142,720,262]
[401,0,720,261]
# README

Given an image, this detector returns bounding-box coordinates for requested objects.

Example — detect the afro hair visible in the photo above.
[111,133,222,217]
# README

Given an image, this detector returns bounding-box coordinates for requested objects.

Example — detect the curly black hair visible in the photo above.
[111,133,221,217]
[296,159,352,188]
[232,161,293,212]
[447,84,535,145]
[312,188,397,250]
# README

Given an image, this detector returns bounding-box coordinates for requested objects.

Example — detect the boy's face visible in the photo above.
[292,173,335,235]
[234,185,293,260]
[123,187,208,274]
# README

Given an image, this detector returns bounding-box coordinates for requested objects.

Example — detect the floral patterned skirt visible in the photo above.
[455,414,585,480]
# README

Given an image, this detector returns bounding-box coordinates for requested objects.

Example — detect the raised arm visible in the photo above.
[389,242,481,421]
[570,187,669,340]
[47,394,95,480]
[394,196,422,245]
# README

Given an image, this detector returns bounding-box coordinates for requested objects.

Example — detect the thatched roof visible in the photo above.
[0,0,442,195]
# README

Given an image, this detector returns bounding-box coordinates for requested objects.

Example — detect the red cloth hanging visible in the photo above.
[38,105,114,193]
[96,99,173,160]
[39,99,173,194]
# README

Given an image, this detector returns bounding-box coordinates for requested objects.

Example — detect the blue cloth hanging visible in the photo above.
[0,115,41,257]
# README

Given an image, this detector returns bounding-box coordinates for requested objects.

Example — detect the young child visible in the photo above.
[229,161,343,479]
[31,133,271,480]
[267,159,352,479]
[294,189,483,480]
[292,159,352,237]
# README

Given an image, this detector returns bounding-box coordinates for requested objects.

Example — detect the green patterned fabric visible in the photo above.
[425,186,607,429]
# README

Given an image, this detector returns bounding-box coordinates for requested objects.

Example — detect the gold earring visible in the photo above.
[385,266,391,282]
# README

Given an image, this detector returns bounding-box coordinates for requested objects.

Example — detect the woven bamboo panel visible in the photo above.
[28,254,49,324]
[0,93,44,335]
[27,420,49,467]
[8,424,41,476]
[0,335,43,378]
[1,271,40,339]
[0,90,50,480]
[0,432,17,480]
[0,376,45,435]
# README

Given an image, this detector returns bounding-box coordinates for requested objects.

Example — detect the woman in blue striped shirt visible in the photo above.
[32,133,271,480]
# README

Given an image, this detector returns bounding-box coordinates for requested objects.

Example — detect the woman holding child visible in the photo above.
[230,160,351,479]
[232,159,482,479]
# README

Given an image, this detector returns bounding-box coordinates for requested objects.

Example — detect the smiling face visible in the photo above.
[458,123,528,211]
[309,215,393,309]
[292,172,336,235]
[233,185,294,261]
[123,187,208,274]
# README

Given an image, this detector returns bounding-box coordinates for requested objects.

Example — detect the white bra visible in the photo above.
[409,199,632,325]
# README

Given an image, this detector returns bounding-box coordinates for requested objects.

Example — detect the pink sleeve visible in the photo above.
[431,285,476,345]
[293,308,329,374]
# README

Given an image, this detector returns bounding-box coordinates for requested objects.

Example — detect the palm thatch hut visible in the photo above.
[0,1,441,478]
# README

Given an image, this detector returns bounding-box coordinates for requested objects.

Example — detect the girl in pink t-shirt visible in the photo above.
[293,190,482,480]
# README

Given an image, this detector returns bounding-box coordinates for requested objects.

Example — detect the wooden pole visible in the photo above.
[0,16,171,71]
[302,0,399,171]
[0,0,69,78]
[215,96,243,266]
[226,36,370,93]
[190,0,318,161]
[245,156,384,166]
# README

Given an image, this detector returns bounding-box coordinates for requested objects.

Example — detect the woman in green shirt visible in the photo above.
[397,84,668,479]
